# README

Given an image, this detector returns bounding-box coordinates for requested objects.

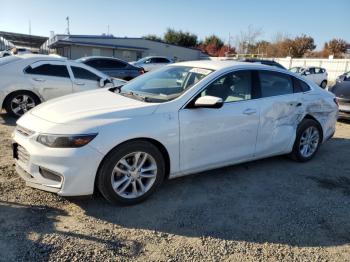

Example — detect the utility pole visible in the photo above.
[66,16,70,35]
[107,25,110,36]
[29,20,31,35]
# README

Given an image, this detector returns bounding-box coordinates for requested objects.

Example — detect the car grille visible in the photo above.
[16,125,35,137]
[17,145,30,165]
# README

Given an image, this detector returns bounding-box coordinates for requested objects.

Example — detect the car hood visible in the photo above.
[30,89,159,124]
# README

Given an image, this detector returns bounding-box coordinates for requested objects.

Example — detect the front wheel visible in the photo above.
[97,141,165,205]
[290,119,322,162]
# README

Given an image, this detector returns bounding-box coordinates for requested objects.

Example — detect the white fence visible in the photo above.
[207,57,350,84]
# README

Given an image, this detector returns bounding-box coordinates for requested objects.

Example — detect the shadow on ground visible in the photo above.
[71,137,350,248]
[0,112,16,126]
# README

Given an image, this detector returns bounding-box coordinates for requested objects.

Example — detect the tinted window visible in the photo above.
[201,71,253,103]
[293,77,311,93]
[152,57,170,63]
[25,64,70,78]
[71,66,100,81]
[87,59,126,69]
[258,71,293,97]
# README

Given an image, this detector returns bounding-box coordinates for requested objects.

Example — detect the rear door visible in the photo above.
[24,61,73,101]
[255,70,303,157]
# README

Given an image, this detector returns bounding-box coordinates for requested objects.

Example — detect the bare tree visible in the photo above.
[234,25,263,54]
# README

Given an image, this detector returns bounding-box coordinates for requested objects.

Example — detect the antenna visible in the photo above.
[107,25,110,35]
[66,16,70,35]
[29,20,31,35]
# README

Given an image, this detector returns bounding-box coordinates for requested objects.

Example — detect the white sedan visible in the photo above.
[0,54,126,117]
[131,56,173,72]
[13,61,338,205]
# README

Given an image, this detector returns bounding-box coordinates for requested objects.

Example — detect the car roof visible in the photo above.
[77,56,126,61]
[173,60,279,71]
[15,54,67,61]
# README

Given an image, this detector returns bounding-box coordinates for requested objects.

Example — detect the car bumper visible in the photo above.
[12,129,104,196]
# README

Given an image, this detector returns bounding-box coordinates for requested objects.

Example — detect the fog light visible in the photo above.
[39,167,62,182]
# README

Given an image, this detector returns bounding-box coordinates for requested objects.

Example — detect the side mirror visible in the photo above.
[99,78,106,87]
[194,96,223,109]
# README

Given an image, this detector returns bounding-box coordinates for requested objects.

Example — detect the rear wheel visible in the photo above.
[97,141,165,205]
[320,80,327,89]
[290,119,321,162]
[4,91,40,117]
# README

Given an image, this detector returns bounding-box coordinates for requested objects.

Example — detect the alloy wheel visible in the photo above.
[111,151,157,199]
[299,126,319,158]
[10,94,36,116]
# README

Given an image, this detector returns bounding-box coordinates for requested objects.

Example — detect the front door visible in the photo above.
[70,65,101,93]
[179,70,260,173]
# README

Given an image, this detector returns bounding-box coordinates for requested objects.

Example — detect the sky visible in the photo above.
[1,0,349,50]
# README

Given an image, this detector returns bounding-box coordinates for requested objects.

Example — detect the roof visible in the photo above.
[174,60,274,71]
[0,31,48,48]
[76,56,126,61]
[49,34,202,51]
[15,54,67,61]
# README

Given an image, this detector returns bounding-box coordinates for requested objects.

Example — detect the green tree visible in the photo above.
[163,28,198,48]
[143,34,162,42]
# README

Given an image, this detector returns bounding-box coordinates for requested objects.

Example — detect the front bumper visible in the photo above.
[12,128,104,196]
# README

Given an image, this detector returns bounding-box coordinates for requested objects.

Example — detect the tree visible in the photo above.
[199,35,225,56]
[143,34,162,42]
[163,28,198,48]
[323,38,348,58]
[289,35,316,58]
[234,25,263,54]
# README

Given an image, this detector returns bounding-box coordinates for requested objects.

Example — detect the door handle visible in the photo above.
[33,77,45,82]
[75,82,85,86]
[289,102,302,107]
[243,108,257,115]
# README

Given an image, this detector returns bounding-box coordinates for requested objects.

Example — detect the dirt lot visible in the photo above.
[0,113,349,262]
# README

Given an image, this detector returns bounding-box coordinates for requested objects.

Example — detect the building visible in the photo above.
[0,31,48,52]
[47,34,206,61]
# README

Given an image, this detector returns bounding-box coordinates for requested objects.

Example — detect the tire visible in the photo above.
[97,140,166,205]
[290,119,322,162]
[4,91,40,118]
[320,80,327,89]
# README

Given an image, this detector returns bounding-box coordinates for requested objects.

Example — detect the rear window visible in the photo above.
[258,71,293,97]
[293,77,311,93]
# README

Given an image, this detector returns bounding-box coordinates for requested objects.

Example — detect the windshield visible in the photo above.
[118,66,213,102]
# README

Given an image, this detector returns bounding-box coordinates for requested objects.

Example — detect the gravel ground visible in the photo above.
[0,112,350,262]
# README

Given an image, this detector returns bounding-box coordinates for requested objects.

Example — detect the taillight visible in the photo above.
[334,97,339,107]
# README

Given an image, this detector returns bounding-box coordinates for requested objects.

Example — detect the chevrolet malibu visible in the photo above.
[13,61,338,205]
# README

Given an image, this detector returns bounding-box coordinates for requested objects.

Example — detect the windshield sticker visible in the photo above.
[189,68,212,75]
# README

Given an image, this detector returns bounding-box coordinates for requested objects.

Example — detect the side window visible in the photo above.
[258,71,293,97]
[152,57,170,63]
[200,70,252,103]
[25,63,70,78]
[71,66,100,81]
[293,77,311,93]
[107,60,127,69]
[85,60,102,69]
[314,68,321,74]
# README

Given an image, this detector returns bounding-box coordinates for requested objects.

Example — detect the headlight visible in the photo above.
[37,133,97,148]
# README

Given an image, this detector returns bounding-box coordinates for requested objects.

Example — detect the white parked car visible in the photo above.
[0,54,126,117]
[290,66,328,88]
[13,61,338,205]
[131,56,173,72]
[0,47,33,58]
